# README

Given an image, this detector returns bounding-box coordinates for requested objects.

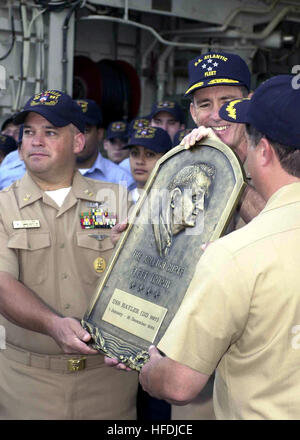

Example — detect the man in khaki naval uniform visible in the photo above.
[172,51,265,420]
[138,75,300,419]
[0,90,138,419]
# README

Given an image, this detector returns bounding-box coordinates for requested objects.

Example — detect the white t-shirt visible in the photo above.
[45,187,71,207]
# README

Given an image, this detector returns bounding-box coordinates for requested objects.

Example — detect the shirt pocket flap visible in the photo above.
[76,231,114,251]
[7,231,51,251]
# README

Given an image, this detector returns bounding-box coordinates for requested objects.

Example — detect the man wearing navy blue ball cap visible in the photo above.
[125,126,172,192]
[149,100,185,141]
[184,51,250,151]
[75,99,135,190]
[0,91,86,191]
[119,117,151,174]
[138,74,300,419]
[180,51,265,225]
[103,120,129,164]
[0,89,138,419]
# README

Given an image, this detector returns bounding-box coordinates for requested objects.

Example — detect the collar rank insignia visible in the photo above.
[80,208,117,229]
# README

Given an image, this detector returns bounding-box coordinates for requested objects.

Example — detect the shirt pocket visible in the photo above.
[75,231,114,285]
[7,231,51,286]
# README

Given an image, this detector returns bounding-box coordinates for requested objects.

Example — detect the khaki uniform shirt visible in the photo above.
[158,182,300,419]
[0,171,128,354]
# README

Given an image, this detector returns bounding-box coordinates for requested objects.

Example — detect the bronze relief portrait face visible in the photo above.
[153,163,215,257]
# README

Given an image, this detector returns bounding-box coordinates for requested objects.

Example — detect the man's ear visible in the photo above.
[258,137,273,167]
[190,102,198,126]
[170,187,182,208]
[73,132,86,154]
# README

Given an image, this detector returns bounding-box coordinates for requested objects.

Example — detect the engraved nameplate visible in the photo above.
[102,289,168,343]
[13,220,40,229]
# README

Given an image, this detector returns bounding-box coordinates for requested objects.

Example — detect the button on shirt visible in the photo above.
[79,153,136,191]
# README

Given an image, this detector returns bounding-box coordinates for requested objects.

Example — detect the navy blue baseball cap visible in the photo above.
[14,90,85,133]
[185,51,251,96]
[172,128,193,147]
[149,101,185,124]
[106,121,129,140]
[128,116,150,134]
[124,126,172,153]
[219,74,300,149]
[75,99,102,126]
[0,134,18,155]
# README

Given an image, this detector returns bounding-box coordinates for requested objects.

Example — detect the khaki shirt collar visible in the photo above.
[18,170,101,209]
[18,172,44,208]
[71,170,101,202]
[262,182,300,214]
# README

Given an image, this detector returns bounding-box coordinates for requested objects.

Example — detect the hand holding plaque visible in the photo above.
[82,137,246,370]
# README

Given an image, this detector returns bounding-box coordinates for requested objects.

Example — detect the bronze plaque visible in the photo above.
[82,137,247,370]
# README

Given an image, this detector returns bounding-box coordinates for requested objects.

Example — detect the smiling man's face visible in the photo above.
[190,85,247,158]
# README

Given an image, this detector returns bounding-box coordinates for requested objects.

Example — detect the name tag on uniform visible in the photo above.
[12,220,41,229]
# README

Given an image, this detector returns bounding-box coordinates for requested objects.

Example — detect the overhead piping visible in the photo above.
[162,0,282,35]
[79,15,255,51]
